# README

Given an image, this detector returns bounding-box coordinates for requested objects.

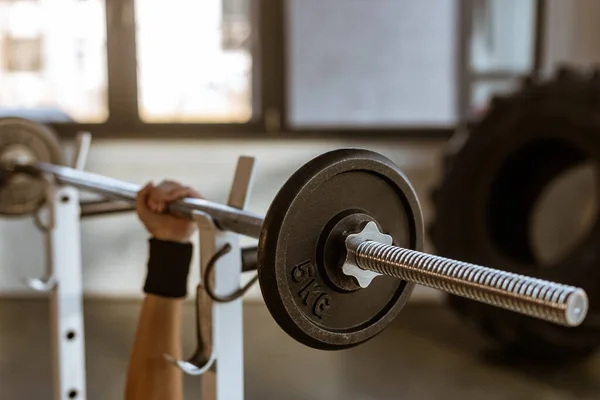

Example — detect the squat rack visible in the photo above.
[20,132,252,400]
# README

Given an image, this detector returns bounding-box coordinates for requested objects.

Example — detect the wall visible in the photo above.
[544,0,600,71]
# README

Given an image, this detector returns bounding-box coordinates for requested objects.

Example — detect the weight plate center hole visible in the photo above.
[318,211,377,292]
[0,145,37,187]
[0,144,36,165]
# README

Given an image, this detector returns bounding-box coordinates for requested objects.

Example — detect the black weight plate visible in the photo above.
[258,148,423,350]
[0,118,63,216]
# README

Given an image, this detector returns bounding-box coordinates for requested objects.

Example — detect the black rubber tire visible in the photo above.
[430,66,600,363]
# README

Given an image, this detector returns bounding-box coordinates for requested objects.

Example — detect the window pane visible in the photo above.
[287,0,457,128]
[135,0,253,123]
[470,0,536,73]
[471,79,517,116]
[0,0,108,123]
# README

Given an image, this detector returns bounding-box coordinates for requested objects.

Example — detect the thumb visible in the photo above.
[136,182,153,215]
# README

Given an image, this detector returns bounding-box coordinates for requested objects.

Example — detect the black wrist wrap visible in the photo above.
[143,238,193,298]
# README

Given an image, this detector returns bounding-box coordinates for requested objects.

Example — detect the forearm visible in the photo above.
[125,295,183,400]
[125,239,193,400]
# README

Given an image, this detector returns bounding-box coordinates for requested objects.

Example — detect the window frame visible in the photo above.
[37,0,543,139]
[457,0,546,122]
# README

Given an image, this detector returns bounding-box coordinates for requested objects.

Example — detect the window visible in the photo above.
[0,0,108,123]
[463,0,540,117]
[285,0,457,128]
[134,0,253,123]
[1,0,543,137]
[470,0,536,74]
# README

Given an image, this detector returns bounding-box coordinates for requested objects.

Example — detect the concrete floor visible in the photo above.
[1,300,599,400]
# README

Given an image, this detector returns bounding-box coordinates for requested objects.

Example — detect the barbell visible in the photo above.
[0,117,590,350]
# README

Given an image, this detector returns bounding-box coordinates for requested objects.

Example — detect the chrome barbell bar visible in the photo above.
[2,159,590,327]
[19,161,264,238]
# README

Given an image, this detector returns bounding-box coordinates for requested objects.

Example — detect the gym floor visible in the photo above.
[0,300,598,400]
